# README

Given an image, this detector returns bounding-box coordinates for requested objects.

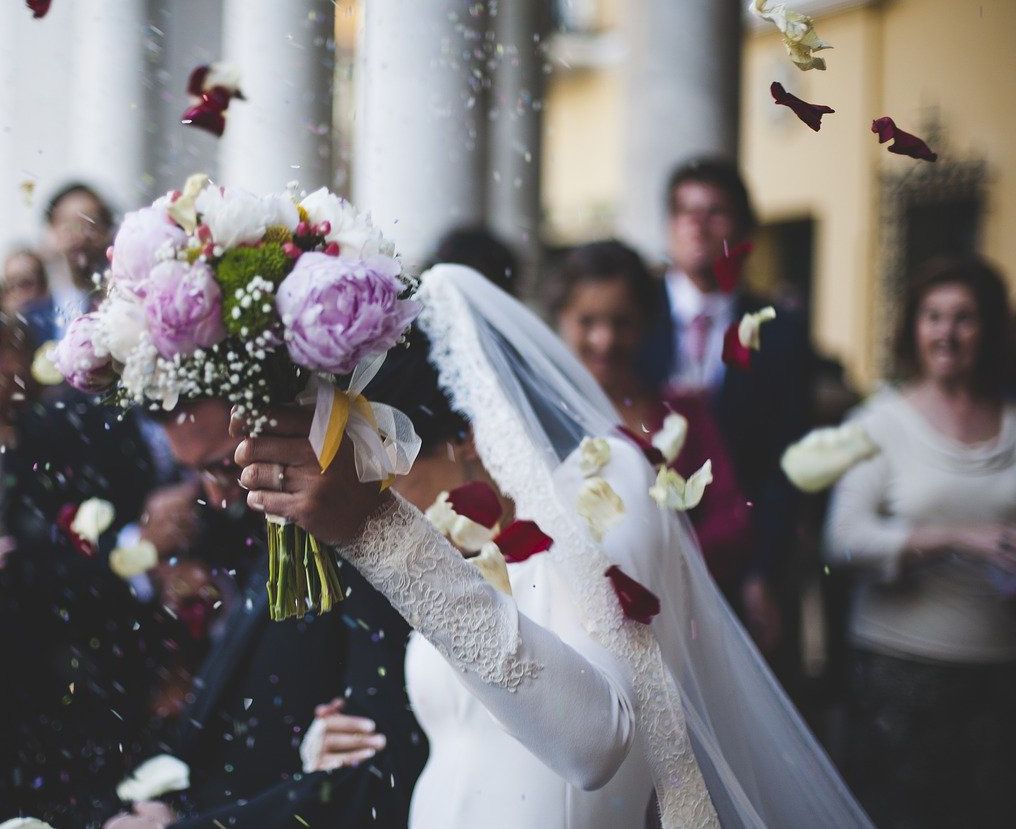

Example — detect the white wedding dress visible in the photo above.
[332,264,873,828]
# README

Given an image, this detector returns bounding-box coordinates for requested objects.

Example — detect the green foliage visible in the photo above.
[216,243,292,336]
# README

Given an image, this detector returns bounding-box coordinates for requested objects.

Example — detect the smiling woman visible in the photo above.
[825,257,1016,827]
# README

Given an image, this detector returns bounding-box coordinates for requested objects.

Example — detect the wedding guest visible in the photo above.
[2,248,48,316]
[553,239,751,592]
[428,226,520,296]
[29,182,113,340]
[102,398,426,828]
[640,158,814,658]
[825,257,1016,828]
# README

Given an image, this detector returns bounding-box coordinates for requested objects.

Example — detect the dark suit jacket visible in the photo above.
[641,283,814,581]
[167,554,426,828]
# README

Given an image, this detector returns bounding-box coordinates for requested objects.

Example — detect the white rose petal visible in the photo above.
[202,62,242,94]
[117,754,190,803]
[576,477,625,542]
[167,173,210,234]
[781,422,879,493]
[649,460,713,511]
[70,498,115,544]
[424,491,457,534]
[750,0,831,70]
[578,437,611,477]
[109,539,159,579]
[0,819,56,829]
[651,413,689,464]
[31,341,64,386]
[737,306,777,351]
[471,542,513,595]
[448,514,497,553]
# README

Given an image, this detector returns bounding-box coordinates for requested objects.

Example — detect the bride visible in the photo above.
[235,264,871,828]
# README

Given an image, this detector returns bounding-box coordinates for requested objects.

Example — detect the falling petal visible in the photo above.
[446,480,502,529]
[781,421,879,492]
[737,306,777,351]
[494,520,553,564]
[26,1,51,19]
[605,565,660,624]
[578,436,611,477]
[750,0,831,71]
[770,81,834,131]
[651,413,689,465]
[722,322,753,371]
[471,542,513,595]
[871,116,938,162]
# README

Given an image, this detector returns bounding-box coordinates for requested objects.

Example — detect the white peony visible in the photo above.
[576,477,625,542]
[94,295,148,365]
[117,754,190,803]
[70,498,115,544]
[260,192,300,232]
[109,539,159,579]
[651,413,689,464]
[780,422,879,493]
[300,187,395,258]
[194,186,270,248]
[578,437,611,477]
[472,542,513,595]
[737,306,777,351]
[649,460,713,511]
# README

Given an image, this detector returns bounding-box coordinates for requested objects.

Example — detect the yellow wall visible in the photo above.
[743,0,1016,387]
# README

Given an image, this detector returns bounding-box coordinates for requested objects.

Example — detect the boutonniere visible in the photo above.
[722,306,776,371]
[57,497,115,556]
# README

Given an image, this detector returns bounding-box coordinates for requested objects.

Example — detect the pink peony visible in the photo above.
[276,252,418,374]
[53,313,116,393]
[111,207,188,297]
[143,260,227,359]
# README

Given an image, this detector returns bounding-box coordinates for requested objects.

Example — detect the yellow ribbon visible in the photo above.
[316,386,396,490]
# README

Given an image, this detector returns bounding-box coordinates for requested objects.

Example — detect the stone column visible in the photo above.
[618,0,742,260]
[69,1,150,210]
[219,0,334,194]
[353,0,488,266]
[486,0,547,283]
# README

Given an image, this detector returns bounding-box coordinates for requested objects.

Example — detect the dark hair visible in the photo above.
[665,157,756,232]
[45,182,114,229]
[429,226,520,297]
[365,327,468,454]
[894,256,1013,396]
[550,239,657,320]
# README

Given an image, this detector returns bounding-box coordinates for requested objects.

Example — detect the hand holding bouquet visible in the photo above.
[54,174,421,620]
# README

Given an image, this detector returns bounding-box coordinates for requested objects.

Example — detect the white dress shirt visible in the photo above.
[664,270,735,391]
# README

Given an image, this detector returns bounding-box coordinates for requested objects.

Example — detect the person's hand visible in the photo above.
[140,480,201,558]
[304,697,387,771]
[741,575,783,655]
[103,800,176,828]
[951,524,1016,572]
[233,406,389,546]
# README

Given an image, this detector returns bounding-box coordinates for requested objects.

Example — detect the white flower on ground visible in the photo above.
[781,422,879,492]
[472,542,513,595]
[738,306,777,351]
[750,0,831,70]
[651,413,689,464]
[576,477,625,542]
[109,539,159,580]
[649,460,713,511]
[117,754,190,803]
[70,498,115,544]
[578,437,611,477]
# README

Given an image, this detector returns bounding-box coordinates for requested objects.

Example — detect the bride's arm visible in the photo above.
[339,491,637,791]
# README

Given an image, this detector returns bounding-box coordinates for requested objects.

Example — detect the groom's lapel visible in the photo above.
[177,558,270,754]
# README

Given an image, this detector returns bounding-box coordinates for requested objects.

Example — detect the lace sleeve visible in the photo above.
[339,492,639,791]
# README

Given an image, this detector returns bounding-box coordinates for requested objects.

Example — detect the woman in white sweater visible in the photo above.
[825,257,1016,828]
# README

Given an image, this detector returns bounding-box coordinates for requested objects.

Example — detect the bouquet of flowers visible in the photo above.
[53,174,421,620]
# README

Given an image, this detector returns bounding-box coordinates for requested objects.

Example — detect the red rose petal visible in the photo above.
[721,322,752,371]
[871,116,938,162]
[181,100,226,137]
[447,481,503,529]
[616,425,665,466]
[605,565,660,624]
[713,240,753,294]
[770,82,834,132]
[26,0,51,18]
[187,65,210,97]
[493,520,553,564]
